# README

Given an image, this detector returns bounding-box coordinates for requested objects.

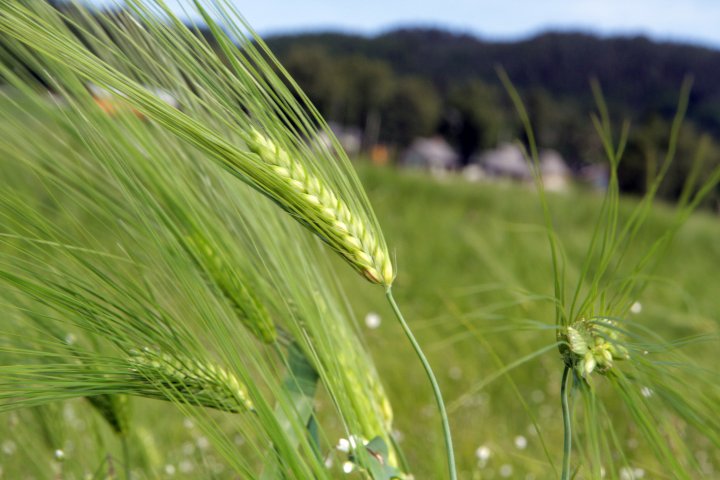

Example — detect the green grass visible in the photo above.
[345,166,720,478]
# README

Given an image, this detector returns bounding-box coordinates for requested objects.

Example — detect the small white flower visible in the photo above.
[179,460,194,473]
[342,461,355,474]
[448,366,462,380]
[500,464,513,477]
[530,389,545,403]
[475,445,491,461]
[181,442,195,455]
[54,449,65,461]
[364,312,381,329]
[164,464,176,476]
[630,301,642,314]
[2,440,16,455]
[336,435,363,453]
[196,436,210,450]
[640,386,653,398]
[539,404,554,418]
[619,466,645,480]
[514,435,528,450]
[336,438,351,453]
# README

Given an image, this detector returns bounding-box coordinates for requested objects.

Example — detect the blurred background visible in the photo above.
[72,0,720,206]
[241,0,720,206]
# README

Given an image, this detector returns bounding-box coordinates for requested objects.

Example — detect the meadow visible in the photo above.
[1,2,719,479]
[348,167,720,478]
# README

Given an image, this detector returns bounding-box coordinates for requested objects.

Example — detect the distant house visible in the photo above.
[461,163,485,182]
[401,136,460,172]
[579,163,609,191]
[470,143,571,190]
[473,143,531,181]
[328,122,362,157]
[539,149,571,191]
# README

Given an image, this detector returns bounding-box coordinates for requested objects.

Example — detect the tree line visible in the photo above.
[265,29,720,203]
[3,3,719,204]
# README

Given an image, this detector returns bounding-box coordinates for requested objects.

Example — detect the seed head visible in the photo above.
[563,318,629,377]
[245,129,394,286]
[86,394,131,436]
[129,348,253,413]
[181,233,276,343]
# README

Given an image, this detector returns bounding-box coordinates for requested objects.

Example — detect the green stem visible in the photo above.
[121,433,131,480]
[561,365,572,480]
[386,288,456,480]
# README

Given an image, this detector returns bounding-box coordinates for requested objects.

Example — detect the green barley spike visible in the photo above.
[181,233,277,343]
[128,348,254,413]
[562,318,629,378]
[245,129,394,287]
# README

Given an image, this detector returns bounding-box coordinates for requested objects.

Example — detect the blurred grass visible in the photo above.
[344,165,720,478]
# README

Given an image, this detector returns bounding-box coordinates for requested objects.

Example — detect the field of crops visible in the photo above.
[1,2,719,479]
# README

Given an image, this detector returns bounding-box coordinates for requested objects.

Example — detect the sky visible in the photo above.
[85,0,720,49]
[239,0,720,48]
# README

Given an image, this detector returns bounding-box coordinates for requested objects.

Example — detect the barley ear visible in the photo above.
[181,233,277,343]
[244,128,394,286]
[128,348,253,413]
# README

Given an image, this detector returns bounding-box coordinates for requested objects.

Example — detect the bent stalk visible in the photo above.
[386,288,456,480]
[561,365,572,480]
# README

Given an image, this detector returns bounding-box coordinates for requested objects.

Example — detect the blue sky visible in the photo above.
[237,0,720,47]
[86,0,720,49]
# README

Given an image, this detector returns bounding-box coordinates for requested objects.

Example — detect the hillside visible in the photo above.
[266,28,720,134]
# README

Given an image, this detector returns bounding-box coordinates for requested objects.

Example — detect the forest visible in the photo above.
[266,28,720,202]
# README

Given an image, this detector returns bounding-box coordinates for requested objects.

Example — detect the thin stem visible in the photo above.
[386,288,456,480]
[561,365,572,480]
[121,433,131,480]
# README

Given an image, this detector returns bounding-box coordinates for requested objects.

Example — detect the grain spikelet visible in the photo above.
[128,348,253,413]
[181,233,277,342]
[246,129,394,286]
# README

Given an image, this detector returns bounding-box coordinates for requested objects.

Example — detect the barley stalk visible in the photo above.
[128,348,253,413]
[245,129,394,286]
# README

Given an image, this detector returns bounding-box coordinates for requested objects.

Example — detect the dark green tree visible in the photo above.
[380,76,441,146]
